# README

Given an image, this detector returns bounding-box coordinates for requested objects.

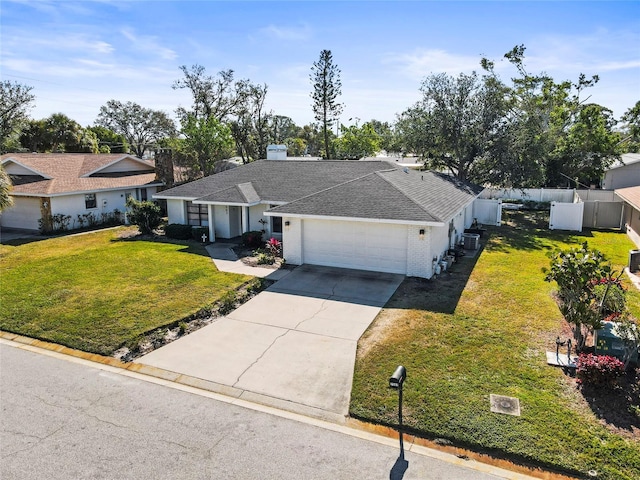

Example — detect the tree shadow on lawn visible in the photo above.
[579,371,640,439]
[385,247,482,314]
[485,210,591,254]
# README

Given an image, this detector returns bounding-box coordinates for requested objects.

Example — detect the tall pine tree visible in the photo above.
[310,50,343,159]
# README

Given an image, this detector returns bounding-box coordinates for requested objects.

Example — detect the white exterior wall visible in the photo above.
[248,204,269,234]
[282,217,303,265]
[406,225,432,278]
[430,224,451,262]
[213,205,231,239]
[166,199,187,224]
[603,164,640,190]
[549,201,584,231]
[0,196,41,229]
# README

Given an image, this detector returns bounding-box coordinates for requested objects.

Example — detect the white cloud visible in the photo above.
[120,27,178,61]
[259,23,312,42]
[386,49,484,81]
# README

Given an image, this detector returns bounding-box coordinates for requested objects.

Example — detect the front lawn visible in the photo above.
[0,228,251,355]
[351,212,640,480]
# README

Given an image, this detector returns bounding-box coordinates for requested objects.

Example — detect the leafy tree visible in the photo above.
[173,65,252,122]
[0,165,14,212]
[19,119,48,152]
[368,119,401,153]
[180,114,235,176]
[543,243,617,350]
[285,137,307,156]
[19,114,98,153]
[295,123,325,156]
[547,103,622,187]
[125,197,162,235]
[230,83,271,162]
[481,45,608,187]
[310,50,343,159]
[619,101,640,153]
[1,81,35,153]
[87,126,129,153]
[96,100,176,158]
[397,71,507,182]
[271,115,298,144]
[334,121,381,159]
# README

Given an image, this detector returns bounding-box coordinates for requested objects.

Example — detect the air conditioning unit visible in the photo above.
[462,233,480,250]
[629,249,640,272]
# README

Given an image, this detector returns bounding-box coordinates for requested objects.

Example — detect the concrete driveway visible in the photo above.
[138,265,403,420]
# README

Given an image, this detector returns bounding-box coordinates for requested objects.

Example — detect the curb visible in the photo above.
[1,331,578,480]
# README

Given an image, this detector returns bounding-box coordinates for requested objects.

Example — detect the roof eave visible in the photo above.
[263,211,443,227]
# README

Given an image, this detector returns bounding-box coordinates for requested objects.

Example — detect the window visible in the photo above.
[140,188,148,201]
[187,201,207,226]
[272,216,282,234]
[85,193,97,209]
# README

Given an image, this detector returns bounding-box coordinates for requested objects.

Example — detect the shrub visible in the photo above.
[266,237,282,257]
[593,281,626,316]
[576,353,625,388]
[164,223,193,240]
[191,226,209,242]
[256,252,275,265]
[217,291,237,315]
[126,197,162,235]
[241,230,263,248]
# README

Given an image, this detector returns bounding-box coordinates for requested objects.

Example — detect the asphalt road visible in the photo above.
[0,343,516,480]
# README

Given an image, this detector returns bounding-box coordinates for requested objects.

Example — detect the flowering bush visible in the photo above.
[576,353,625,388]
[266,237,282,257]
[241,230,264,248]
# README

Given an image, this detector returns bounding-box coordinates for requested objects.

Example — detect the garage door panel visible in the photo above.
[0,197,41,230]
[302,220,407,274]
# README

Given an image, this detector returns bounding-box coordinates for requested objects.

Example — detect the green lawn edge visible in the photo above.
[0,228,251,355]
[350,212,640,480]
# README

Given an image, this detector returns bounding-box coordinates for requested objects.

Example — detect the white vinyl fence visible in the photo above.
[472,199,502,226]
[479,188,574,203]
[549,201,584,231]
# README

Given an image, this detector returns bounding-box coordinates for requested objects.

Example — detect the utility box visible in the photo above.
[629,249,640,273]
[462,233,480,250]
[595,321,638,364]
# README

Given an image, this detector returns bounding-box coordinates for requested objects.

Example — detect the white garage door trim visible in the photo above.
[302,219,408,274]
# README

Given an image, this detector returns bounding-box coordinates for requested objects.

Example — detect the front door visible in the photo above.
[229,206,242,238]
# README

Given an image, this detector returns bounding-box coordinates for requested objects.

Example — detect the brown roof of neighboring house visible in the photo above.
[615,185,640,210]
[1,153,160,196]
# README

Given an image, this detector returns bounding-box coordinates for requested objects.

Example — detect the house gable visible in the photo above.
[82,155,155,177]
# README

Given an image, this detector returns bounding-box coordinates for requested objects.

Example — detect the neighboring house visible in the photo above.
[615,185,640,248]
[602,153,640,190]
[1,153,162,231]
[154,160,484,278]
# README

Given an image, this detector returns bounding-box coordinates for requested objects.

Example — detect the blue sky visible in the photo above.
[2,0,639,129]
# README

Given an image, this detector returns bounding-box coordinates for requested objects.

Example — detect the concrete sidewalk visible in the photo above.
[205,242,292,280]
[138,265,404,421]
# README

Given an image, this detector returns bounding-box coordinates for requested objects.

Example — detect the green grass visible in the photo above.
[351,212,640,479]
[0,228,251,354]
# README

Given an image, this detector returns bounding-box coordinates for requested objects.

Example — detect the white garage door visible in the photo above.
[0,197,41,230]
[302,220,408,274]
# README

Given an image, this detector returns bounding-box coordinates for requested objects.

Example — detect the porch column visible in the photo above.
[242,206,250,233]
[207,204,216,243]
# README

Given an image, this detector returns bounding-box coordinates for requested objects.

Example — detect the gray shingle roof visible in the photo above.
[269,169,482,223]
[155,160,483,223]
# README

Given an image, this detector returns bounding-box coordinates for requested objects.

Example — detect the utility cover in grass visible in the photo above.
[490,394,521,416]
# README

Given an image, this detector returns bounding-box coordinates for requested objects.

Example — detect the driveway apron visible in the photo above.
[138,265,403,418]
